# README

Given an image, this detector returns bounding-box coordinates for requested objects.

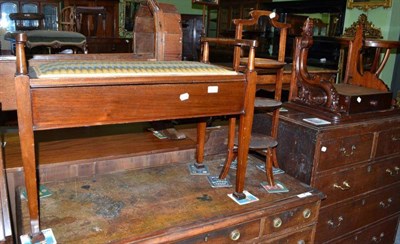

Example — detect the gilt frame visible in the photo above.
[347,0,392,11]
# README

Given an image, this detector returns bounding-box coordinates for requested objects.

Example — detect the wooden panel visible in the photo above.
[263,201,320,235]
[316,183,400,243]
[376,127,400,158]
[31,82,245,130]
[260,226,315,243]
[86,37,132,53]
[316,133,374,172]
[177,220,260,243]
[313,156,400,206]
[0,57,17,111]
[335,216,399,243]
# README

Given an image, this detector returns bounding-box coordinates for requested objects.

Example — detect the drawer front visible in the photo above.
[314,156,400,206]
[315,184,400,242]
[260,226,315,244]
[32,82,245,130]
[333,216,399,244]
[376,128,400,158]
[177,220,260,243]
[264,201,319,235]
[316,133,373,171]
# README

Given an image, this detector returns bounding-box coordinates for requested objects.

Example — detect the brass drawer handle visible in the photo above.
[379,198,392,209]
[229,229,241,241]
[339,145,356,157]
[391,135,400,141]
[371,232,385,243]
[333,181,351,190]
[327,216,343,228]
[273,217,283,228]
[386,167,399,176]
[303,208,311,219]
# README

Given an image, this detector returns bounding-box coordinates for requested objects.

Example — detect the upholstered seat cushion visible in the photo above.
[25,30,86,44]
[5,30,86,49]
[30,61,238,78]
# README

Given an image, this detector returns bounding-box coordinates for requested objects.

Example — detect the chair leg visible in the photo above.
[265,148,275,186]
[272,148,279,168]
[219,117,236,179]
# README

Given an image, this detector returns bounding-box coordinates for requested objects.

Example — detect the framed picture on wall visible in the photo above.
[192,0,219,6]
[347,0,392,11]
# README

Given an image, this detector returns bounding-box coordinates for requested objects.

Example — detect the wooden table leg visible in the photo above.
[219,117,237,179]
[15,76,43,239]
[14,33,44,241]
[195,121,206,168]
[233,71,257,200]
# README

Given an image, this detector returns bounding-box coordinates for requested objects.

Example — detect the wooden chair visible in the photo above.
[217,10,290,187]
[9,13,45,31]
[75,6,107,37]
[288,19,400,122]
[59,6,76,32]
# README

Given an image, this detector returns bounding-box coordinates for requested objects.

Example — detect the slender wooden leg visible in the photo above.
[219,117,237,179]
[195,121,207,168]
[15,76,43,240]
[266,148,275,186]
[272,148,279,168]
[233,71,257,200]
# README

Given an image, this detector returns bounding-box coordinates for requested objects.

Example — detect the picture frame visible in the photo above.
[347,0,392,11]
[192,0,219,6]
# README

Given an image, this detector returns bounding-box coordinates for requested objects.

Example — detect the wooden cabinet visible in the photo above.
[207,0,262,38]
[86,37,132,53]
[253,108,400,243]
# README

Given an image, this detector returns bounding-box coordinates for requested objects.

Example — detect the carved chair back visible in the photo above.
[9,13,45,31]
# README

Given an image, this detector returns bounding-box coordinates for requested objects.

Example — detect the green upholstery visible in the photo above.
[31,61,238,78]
[25,30,86,44]
[4,30,87,53]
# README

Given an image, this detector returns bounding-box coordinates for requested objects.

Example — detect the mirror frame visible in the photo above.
[347,0,392,11]
[192,0,219,6]
[119,0,142,38]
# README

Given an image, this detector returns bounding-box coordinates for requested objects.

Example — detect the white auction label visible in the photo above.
[208,86,219,93]
[180,93,189,101]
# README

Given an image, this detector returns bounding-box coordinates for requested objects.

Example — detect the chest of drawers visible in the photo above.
[17,156,324,243]
[253,108,400,243]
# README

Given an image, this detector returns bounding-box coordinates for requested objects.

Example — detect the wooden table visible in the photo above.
[13,33,258,240]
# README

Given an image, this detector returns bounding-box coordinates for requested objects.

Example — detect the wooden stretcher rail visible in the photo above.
[14,32,259,241]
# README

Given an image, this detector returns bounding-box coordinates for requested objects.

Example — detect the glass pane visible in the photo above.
[22,3,38,13]
[0,2,18,31]
[22,3,39,28]
[43,5,58,30]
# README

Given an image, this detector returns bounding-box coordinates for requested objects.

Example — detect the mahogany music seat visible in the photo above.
[217,10,290,188]
[13,30,259,240]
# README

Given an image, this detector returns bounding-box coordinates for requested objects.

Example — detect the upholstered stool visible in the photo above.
[5,30,87,54]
